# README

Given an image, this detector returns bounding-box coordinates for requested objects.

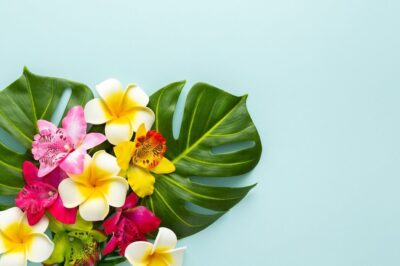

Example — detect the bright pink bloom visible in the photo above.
[32,106,106,177]
[102,193,161,256]
[16,161,78,225]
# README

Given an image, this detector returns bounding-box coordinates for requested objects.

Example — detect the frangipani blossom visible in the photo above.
[16,161,77,225]
[103,193,160,256]
[0,207,54,266]
[58,151,129,221]
[114,124,176,198]
[84,79,155,145]
[125,227,185,266]
[32,106,106,177]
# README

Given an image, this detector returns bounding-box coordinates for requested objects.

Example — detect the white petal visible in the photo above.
[0,207,23,233]
[98,177,129,207]
[153,227,178,253]
[84,98,113,124]
[122,84,149,109]
[92,150,121,179]
[0,250,26,266]
[124,241,153,265]
[0,231,12,253]
[105,118,133,145]
[25,234,54,263]
[79,192,109,221]
[20,215,49,235]
[169,247,186,266]
[128,107,155,132]
[95,78,124,115]
[58,178,91,208]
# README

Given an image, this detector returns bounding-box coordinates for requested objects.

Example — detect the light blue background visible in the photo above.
[1,0,400,265]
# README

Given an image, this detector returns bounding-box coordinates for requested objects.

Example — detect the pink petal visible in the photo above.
[38,162,60,178]
[81,133,107,150]
[123,193,138,209]
[124,206,161,234]
[103,210,122,235]
[22,161,39,185]
[42,167,68,188]
[16,182,58,225]
[47,197,77,224]
[59,148,86,175]
[103,236,119,255]
[62,106,87,146]
[26,208,46,226]
[37,120,57,133]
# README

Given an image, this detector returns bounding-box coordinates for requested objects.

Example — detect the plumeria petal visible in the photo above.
[22,161,39,185]
[0,231,13,253]
[0,207,23,235]
[58,179,92,208]
[124,206,161,234]
[121,84,149,111]
[47,197,77,224]
[151,157,176,174]
[84,98,113,124]
[153,227,177,253]
[79,191,109,221]
[95,78,124,115]
[61,106,87,146]
[67,154,93,186]
[97,177,128,208]
[0,249,26,266]
[105,117,133,145]
[59,148,86,175]
[25,233,54,263]
[168,247,186,266]
[81,133,107,150]
[126,107,155,133]
[21,215,49,235]
[92,151,121,180]
[124,241,153,265]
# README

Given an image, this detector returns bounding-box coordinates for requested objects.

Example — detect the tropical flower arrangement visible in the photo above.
[0,68,262,266]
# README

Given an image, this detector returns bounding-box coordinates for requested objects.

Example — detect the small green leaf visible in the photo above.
[144,82,262,238]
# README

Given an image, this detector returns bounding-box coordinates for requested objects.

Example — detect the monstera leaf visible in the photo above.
[0,68,93,195]
[142,81,262,238]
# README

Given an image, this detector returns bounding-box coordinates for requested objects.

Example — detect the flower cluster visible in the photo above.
[0,79,185,266]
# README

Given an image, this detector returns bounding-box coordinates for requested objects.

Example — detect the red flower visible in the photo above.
[102,193,161,255]
[15,161,77,225]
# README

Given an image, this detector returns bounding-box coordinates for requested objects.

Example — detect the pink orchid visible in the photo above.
[16,161,78,225]
[102,193,161,256]
[32,106,106,177]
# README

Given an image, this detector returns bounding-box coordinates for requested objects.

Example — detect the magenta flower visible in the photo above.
[102,193,161,256]
[32,106,106,177]
[16,161,78,225]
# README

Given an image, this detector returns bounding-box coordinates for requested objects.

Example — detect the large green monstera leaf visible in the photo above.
[0,68,93,195]
[142,81,262,238]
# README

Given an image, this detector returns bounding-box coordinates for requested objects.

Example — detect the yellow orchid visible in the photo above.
[124,227,185,266]
[114,124,175,198]
[84,79,155,145]
[0,207,54,266]
[58,150,129,221]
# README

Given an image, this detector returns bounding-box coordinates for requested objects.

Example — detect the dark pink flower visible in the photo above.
[16,161,77,225]
[32,106,106,177]
[102,193,161,256]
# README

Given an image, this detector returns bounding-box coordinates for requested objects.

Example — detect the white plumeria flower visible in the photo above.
[0,207,54,266]
[125,227,186,266]
[58,150,129,221]
[84,78,155,145]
